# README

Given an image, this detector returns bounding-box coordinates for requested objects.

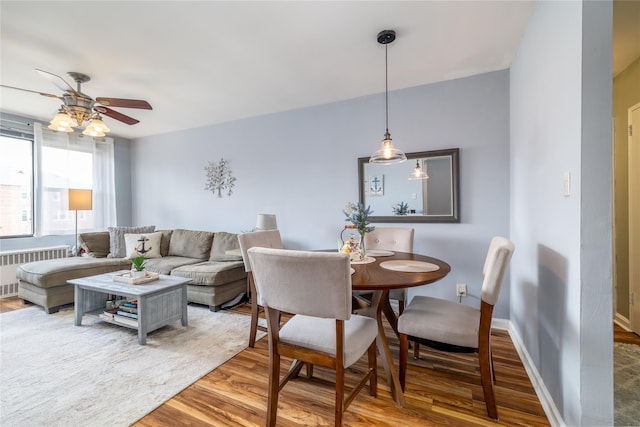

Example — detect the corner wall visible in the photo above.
[510,1,613,425]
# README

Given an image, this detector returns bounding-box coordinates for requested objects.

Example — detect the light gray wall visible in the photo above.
[510,1,612,425]
[131,70,512,317]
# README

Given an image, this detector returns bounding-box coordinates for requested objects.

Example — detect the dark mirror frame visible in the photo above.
[358,148,460,223]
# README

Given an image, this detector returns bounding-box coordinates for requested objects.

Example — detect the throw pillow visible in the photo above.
[78,231,110,258]
[209,232,243,261]
[108,225,155,258]
[124,232,162,259]
[156,229,173,257]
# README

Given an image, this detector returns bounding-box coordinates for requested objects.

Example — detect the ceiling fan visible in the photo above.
[1,69,152,136]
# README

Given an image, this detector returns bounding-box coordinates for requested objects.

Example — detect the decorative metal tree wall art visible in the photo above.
[204,158,236,197]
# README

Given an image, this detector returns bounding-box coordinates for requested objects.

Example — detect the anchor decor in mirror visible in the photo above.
[205,158,236,197]
[358,148,460,223]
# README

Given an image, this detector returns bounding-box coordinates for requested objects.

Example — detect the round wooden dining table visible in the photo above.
[350,251,451,406]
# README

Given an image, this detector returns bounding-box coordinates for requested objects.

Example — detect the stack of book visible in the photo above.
[99,300,139,327]
[114,301,138,326]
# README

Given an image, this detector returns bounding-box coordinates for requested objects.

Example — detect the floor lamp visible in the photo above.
[68,189,92,256]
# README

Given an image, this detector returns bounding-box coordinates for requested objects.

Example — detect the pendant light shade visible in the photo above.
[408,159,429,180]
[370,30,407,165]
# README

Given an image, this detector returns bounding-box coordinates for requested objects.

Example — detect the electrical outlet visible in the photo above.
[456,283,467,297]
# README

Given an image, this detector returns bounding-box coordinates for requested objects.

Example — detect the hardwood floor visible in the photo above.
[1,296,553,426]
[614,323,640,346]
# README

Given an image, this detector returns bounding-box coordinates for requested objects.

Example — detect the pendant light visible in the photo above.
[370,29,407,165]
[409,159,429,180]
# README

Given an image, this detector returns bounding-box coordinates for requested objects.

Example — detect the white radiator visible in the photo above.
[0,246,69,297]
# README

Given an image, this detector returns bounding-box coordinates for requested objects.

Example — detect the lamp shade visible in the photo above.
[256,214,277,230]
[68,189,93,210]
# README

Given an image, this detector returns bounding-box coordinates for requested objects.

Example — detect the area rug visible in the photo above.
[615,342,640,426]
[0,304,262,427]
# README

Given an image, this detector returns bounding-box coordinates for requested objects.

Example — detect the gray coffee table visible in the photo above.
[69,270,191,345]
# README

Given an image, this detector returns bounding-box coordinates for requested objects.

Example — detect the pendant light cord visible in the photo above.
[385,43,389,133]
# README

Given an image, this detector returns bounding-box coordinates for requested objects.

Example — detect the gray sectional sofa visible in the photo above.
[16,227,247,314]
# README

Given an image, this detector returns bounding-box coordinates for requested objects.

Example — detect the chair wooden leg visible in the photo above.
[248,275,259,348]
[491,347,496,383]
[335,321,345,427]
[265,308,281,427]
[399,333,408,392]
[478,301,498,420]
[368,341,377,397]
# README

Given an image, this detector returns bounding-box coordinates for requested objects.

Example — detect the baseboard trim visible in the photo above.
[495,318,565,427]
[614,313,631,331]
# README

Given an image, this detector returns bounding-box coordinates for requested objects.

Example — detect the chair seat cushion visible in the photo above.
[280,314,377,367]
[398,295,480,348]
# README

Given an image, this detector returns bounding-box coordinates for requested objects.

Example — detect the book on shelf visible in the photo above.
[116,310,138,319]
[117,305,138,314]
[113,314,138,327]
[99,312,114,322]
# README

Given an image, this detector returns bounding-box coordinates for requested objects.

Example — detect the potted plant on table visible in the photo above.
[131,256,147,279]
[342,202,375,259]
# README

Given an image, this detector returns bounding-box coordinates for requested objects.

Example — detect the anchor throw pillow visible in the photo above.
[108,225,155,258]
[124,232,163,259]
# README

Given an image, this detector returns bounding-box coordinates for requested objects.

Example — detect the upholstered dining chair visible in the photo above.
[361,227,414,327]
[247,247,378,427]
[238,230,282,348]
[397,236,515,420]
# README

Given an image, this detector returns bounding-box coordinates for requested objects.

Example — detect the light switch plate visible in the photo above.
[563,172,571,197]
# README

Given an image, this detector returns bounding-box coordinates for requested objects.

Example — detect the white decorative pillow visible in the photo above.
[108,225,155,258]
[124,232,162,259]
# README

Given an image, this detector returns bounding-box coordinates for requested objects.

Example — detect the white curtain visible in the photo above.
[33,122,117,236]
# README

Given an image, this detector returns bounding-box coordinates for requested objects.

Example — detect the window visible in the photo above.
[34,123,117,237]
[1,122,117,238]
[0,134,34,237]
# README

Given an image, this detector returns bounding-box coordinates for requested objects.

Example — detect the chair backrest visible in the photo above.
[248,247,353,320]
[238,230,282,273]
[480,236,515,306]
[364,227,414,253]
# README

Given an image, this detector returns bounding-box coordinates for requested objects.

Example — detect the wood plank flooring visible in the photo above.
[1,296,557,426]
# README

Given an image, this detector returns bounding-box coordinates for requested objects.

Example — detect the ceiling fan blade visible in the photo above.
[0,84,62,99]
[95,106,139,125]
[96,97,152,110]
[35,68,77,94]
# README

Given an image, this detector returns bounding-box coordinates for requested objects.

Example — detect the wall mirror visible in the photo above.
[358,148,460,223]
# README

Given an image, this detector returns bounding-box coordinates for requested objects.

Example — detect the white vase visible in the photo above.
[132,270,145,279]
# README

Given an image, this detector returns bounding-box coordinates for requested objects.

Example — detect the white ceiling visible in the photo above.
[0,1,637,140]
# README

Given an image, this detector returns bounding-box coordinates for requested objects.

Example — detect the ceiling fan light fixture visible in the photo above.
[48,109,75,132]
[82,116,110,137]
[370,29,407,165]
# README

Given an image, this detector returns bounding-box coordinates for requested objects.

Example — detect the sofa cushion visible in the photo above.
[17,258,131,289]
[78,231,110,258]
[108,225,155,258]
[209,232,243,261]
[168,229,214,259]
[124,232,162,259]
[143,256,203,275]
[171,261,246,286]
[157,230,173,257]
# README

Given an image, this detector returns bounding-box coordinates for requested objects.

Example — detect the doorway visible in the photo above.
[629,102,640,334]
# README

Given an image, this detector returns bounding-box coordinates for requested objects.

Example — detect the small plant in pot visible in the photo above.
[131,256,147,279]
